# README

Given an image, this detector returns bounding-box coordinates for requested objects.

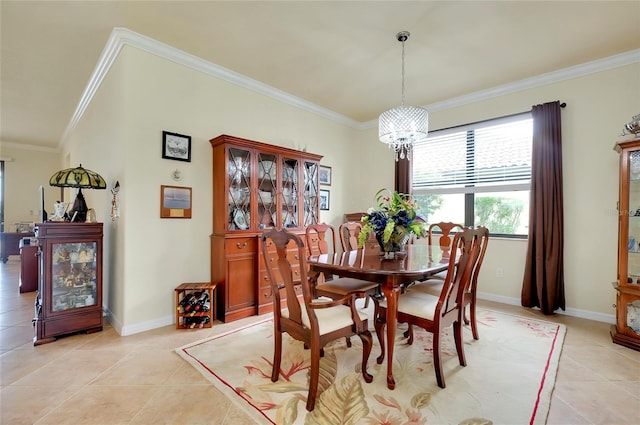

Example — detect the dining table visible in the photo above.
[307,243,452,390]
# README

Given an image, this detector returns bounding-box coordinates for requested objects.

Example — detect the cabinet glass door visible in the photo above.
[51,242,98,312]
[628,150,640,282]
[281,157,299,228]
[303,161,319,226]
[257,153,277,229]
[228,147,251,231]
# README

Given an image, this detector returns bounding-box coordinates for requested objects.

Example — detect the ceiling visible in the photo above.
[1,1,639,151]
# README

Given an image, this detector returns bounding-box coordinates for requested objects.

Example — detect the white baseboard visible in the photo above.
[477,292,616,324]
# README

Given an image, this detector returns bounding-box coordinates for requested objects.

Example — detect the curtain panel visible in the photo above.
[521,101,566,314]
[395,157,411,194]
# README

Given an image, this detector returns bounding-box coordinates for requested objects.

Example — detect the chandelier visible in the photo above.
[378,31,429,161]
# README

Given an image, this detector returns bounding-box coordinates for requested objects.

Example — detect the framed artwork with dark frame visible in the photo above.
[160,185,192,218]
[319,165,332,186]
[320,189,330,211]
[162,131,191,162]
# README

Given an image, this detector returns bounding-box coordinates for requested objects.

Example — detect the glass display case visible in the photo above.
[33,222,103,345]
[210,134,322,321]
[612,139,640,351]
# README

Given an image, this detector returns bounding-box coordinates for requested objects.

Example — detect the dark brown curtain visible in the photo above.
[521,101,565,314]
[395,157,411,194]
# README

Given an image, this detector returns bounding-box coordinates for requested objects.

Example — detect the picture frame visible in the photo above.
[162,131,191,162]
[320,189,330,211]
[160,185,192,218]
[319,165,332,186]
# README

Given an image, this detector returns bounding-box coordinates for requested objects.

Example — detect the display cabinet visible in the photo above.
[210,134,322,321]
[33,222,103,345]
[612,139,640,351]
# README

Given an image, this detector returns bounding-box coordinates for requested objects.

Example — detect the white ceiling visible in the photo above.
[1,1,639,151]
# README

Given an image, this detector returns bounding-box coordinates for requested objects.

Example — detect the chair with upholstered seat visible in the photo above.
[261,228,373,411]
[306,223,380,309]
[373,227,483,388]
[427,221,464,279]
[339,221,363,251]
[410,226,489,340]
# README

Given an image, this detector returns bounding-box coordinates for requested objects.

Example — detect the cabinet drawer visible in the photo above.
[259,265,301,288]
[258,281,303,306]
[225,237,256,255]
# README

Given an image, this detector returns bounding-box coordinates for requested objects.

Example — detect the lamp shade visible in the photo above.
[49,164,106,223]
[49,164,106,189]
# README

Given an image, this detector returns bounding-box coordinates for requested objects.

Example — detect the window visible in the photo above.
[412,113,532,237]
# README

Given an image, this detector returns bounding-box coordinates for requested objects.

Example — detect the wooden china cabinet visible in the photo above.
[210,134,322,322]
[612,139,640,351]
[33,222,103,345]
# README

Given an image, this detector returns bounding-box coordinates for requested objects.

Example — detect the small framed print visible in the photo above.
[160,185,192,218]
[320,189,330,211]
[162,131,191,162]
[319,165,332,186]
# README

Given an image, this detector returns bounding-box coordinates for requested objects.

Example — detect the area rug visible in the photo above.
[176,309,565,425]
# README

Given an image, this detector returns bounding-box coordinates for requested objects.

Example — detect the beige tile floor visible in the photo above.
[1,257,639,424]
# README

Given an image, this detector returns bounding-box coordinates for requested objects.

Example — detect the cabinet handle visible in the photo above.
[236,242,248,249]
[264,290,273,298]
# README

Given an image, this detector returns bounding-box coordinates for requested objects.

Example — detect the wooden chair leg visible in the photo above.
[358,330,374,382]
[374,313,386,364]
[470,300,479,340]
[306,344,321,411]
[454,320,467,367]
[271,331,282,382]
[433,330,445,388]
[346,337,352,347]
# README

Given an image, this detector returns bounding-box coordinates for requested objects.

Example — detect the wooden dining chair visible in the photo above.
[306,223,379,310]
[339,221,362,251]
[373,227,482,388]
[427,221,464,277]
[261,228,373,411]
[410,226,489,340]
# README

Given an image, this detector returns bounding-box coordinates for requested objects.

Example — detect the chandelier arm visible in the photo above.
[401,39,406,107]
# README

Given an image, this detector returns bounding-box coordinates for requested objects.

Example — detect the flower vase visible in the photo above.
[376,233,410,259]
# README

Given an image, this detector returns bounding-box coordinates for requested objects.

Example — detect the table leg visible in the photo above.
[381,281,400,390]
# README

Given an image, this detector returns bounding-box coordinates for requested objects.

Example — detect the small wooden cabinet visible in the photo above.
[612,139,640,351]
[210,134,322,322]
[175,282,216,329]
[33,222,103,345]
[1,232,34,262]
[19,240,38,293]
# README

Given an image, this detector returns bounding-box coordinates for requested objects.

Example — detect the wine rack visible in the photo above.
[175,282,217,329]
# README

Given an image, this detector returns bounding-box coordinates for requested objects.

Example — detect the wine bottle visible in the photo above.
[193,292,210,311]
[183,291,201,312]
[177,293,195,312]
[186,316,210,328]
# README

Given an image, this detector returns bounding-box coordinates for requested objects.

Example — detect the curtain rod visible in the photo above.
[432,101,567,133]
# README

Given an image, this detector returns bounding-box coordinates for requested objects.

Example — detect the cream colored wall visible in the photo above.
[352,63,640,321]
[64,46,355,334]
[60,53,127,329]
[0,146,60,232]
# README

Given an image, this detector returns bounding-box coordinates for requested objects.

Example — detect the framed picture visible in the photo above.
[162,131,191,162]
[319,165,332,186]
[320,189,330,211]
[160,185,192,218]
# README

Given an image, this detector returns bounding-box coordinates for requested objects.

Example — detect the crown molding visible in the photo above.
[360,48,640,129]
[64,27,640,140]
[60,27,358,148]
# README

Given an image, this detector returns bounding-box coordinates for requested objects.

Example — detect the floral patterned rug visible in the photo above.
[176,309,565,425]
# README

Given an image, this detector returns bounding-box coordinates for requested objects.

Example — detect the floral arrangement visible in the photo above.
[358,189,428,253]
